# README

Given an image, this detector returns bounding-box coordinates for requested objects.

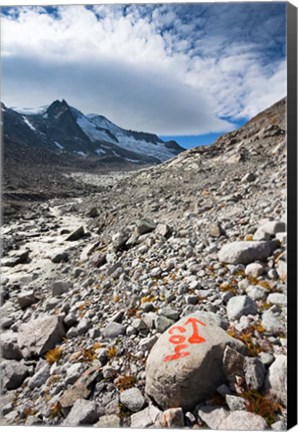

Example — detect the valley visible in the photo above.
[1,98,287,429]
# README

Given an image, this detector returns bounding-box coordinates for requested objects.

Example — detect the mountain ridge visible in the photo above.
[3,99,184,166]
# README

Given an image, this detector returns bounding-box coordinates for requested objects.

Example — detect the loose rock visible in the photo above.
[226,295,257,321]
[119,387,145,412]
[17,315,65,358]
[218,410,268,430]
[218,241,273,264]
[63,399,99,426]
[145,312,244,410]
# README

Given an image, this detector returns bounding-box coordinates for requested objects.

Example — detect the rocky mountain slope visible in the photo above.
[0,98,287,429]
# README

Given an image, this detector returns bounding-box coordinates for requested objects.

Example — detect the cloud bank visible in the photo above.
[1,4,286,135]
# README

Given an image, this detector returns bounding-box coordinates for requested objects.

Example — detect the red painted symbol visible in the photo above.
[164,344,190,362]
[163,317,206,363]
[184,317,206,344]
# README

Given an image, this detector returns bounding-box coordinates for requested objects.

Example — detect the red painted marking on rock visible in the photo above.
[184,317,206,344]
[169,326,186,334]
[163,317,206,362]
[164,344,190,362]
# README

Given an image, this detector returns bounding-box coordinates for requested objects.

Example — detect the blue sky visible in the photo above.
[1,3,286,149]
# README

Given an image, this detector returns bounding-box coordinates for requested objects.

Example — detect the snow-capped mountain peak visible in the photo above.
[3,99,184,165]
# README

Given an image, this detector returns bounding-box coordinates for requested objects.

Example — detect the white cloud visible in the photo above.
[1,4,286,135]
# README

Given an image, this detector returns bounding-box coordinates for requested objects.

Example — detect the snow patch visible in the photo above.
[22,116,36,131]
[12,105,48,115]
[125,158,143,164]
[95,148,106,156]
[77,114,115,144]
[54,141,64,150]
[88,114,175,161]
[87,114,123,135]
[75,151,87,157]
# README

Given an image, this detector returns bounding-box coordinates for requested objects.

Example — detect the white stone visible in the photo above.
[267,293,287,305]
[218,410,268,430]
[245,263,264,278]
[198,406,229,429]
[218,241,273,265]
[130,405,161,428]
[63,399,99,426]
[265,355,287,404]
[119,388,145,412]
[227,295,257,321]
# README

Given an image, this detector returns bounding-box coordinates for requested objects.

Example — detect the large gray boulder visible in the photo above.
[218,411,268,430]
[227,295,257,321]
[261,310,284,334]
[218,241,274,264]
[28,363,51,389]
[198,406,229,429]
[66,226,85,241]
[265,355,287,404]
[260,221,286,236]
[62,399,99,426]
[119,387,145,412]
[145,312,245,410]
[1,360,28,390]
[1,332,23,360]
[17,315,65,358]
[130,405,161,428]
[136,218,156,235]
[102,322,126,339]
[17,290,38,309]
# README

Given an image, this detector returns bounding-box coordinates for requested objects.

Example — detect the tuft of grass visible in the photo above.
[93,342,103,350]
[79,342,104,362]
[113,295,121,303]
[169,272,177,281]
[259,302,272,311]
[81,347,97,362]
[49,402,62,419]
[115,375,136,392]
[107,346,117,359]
[46,375,61,387]
[45,346,63,364]
[127,307,139,318]
[22,407,37,419]
[245,234,254,241]
[241,389,284,426]
[227,323,267,356]
[78,300,91,310]
[141,295,156,304]
[220,281,238,296]
[246,276,274,291]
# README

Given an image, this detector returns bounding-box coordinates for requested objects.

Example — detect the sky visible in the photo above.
[1,3,287,148]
